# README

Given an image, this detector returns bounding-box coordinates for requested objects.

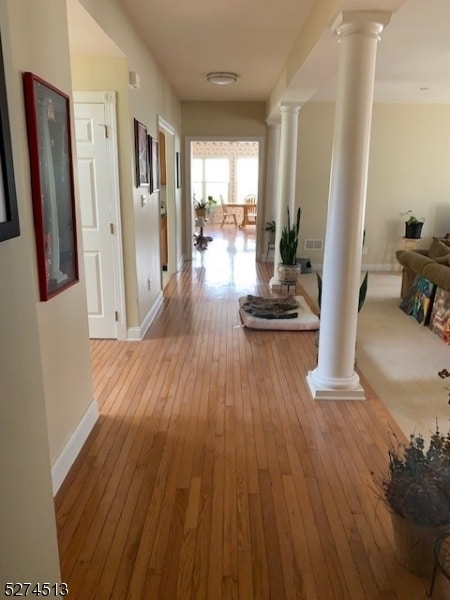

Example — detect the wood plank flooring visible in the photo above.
[55,225,428,599]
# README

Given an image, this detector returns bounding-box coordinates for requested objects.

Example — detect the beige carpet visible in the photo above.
[299,271,450,440]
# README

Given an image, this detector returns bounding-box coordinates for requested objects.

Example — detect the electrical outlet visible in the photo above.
[362,246,368,255]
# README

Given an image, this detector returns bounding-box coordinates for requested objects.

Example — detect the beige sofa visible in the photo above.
[396,237,450,298]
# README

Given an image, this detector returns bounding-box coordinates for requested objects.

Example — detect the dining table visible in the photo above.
[224,203,256,229]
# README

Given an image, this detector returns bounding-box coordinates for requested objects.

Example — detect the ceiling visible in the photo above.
[68,0,450,107]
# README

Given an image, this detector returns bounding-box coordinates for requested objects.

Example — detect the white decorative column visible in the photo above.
[307,11,390,400]
[263,121,281,252]
[270,103,301,288]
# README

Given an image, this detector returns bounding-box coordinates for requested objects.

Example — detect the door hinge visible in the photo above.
[110,223,114,234]
[115,311,119,322]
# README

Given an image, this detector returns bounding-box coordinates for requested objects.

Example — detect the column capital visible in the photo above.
[331,10,391,40]
[279,101,302,115]
[266,117,281,128]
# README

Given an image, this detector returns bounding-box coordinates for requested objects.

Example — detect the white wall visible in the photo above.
[297,102,450,269]
[77,0,182,330]
[0,0,86,582]
[1,0,184,581]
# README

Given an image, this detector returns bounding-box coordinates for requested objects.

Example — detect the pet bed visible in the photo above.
[239,295,319,331]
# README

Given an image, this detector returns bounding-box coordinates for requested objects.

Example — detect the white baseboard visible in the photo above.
[310,262,396,273]
[127,291,164,340]
[258,261,396,271]
[51,399,99,496]
[361,263,397,272]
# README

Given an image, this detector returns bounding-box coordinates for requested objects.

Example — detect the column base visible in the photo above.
[306,368,366,401]
[269,276,281,290]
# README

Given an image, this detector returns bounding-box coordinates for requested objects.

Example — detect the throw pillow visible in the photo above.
[429,237,450,260]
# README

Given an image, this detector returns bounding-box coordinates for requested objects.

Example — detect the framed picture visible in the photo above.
[134,118,149,187]
[176,151,181,189]
[149,135,159,193]
[0,33,19,242]
[23,72,79,301]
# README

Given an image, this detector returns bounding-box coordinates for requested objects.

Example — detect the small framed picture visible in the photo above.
[23,72,79,301]
[134,118,149,187]
[149,135,159,193]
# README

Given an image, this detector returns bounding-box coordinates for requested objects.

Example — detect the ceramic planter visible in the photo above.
[390,511,449,576]
[277,263,301,283]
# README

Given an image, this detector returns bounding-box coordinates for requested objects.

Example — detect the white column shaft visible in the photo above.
[264,123,281,226]
[308,11,390,400]
[272,104,301,280]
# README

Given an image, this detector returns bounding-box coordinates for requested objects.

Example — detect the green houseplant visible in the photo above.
[193,195,217,217]
[264,220,276,234]
[278,206,301,283]
[316,271,368,315]
[316,229,368,315]
[265,220,276,245]
[280,206,301,265]
[375,421,450,575]
[194,195,217,210]
[401,210,425,239]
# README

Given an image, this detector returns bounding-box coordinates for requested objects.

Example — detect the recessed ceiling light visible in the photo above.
[206,72,238,85]
[417,86,430,91]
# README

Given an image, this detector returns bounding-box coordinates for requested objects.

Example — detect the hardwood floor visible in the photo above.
[55,225,428,599]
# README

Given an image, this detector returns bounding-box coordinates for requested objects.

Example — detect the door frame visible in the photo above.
[158,115,177,275]
[184,136,265,261]
[73,91,126,340]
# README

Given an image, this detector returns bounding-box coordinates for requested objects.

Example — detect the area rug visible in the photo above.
[239,295,320,331]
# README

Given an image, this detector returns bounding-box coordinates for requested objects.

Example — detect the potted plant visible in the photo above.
[316,227,369,316]
[278,206,301,283]
[374,414,450,576]
[316,271,368,315]
[264,220,276,243]
[401,210,425,239]
[194,195,217,218]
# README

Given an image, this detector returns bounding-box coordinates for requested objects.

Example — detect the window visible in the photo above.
[236,157,258,203]
[192,158,230,202]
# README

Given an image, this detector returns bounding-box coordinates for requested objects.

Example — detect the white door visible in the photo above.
[74,92,125,339]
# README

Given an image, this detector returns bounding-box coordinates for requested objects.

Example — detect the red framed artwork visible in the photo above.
[23,72,79,301]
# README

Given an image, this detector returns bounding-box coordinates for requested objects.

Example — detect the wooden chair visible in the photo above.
[220,196,240,228]
[244,194,257,226]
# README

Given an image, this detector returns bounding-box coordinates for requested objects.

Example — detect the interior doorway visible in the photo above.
[185,137,265,261]
[74,91,126,340]
[158,116,178,287]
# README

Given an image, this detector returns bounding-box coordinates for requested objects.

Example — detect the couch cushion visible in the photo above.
[434,254,450,266]
[396,250,434,273]
[428,237,450,259]
[422,262,450,291]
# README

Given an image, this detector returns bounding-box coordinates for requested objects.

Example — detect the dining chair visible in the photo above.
[244,194,257,226]
[220,196,240,227]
